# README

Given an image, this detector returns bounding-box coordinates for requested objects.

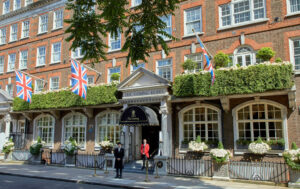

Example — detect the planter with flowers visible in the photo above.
[29,137,45,163]
[64,137,78,166]
[248,137,271,155]
[2,139,14,160]
[187,136,208,158]
[99,137,114,154]
[210,142,232,179]
[283,142,300,187]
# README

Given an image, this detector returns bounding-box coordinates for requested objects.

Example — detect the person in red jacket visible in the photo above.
[140,139,150,170]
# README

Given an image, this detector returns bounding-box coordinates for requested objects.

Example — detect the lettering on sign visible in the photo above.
[123,89,166,97]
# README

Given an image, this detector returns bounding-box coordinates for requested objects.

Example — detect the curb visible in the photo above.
[0,172,147,189]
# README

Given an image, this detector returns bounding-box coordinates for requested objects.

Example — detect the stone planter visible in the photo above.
[4,152,12,161]
[30,154,41,164]
[213,162,229,180]
[65,155,75,166]
[237,144,248,150]
[270,145,284,151]
[104,153,115,171]
[288,168,300,188]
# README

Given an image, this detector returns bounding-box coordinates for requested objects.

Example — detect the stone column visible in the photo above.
[4,114,11,140]
[160,100,172,157]
[122,104,130,161]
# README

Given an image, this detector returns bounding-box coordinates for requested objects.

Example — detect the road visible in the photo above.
[0,175,119,189]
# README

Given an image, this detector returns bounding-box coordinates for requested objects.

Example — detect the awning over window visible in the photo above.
[119,106,159,126]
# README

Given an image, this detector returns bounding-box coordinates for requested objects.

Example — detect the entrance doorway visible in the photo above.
[142,126,160,158]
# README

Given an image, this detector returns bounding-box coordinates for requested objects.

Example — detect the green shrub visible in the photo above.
[275,58,282,63]
[292,142,298,150]
[182,59,198,73]
[110,73,120,81]
[29,137,43,156]
[214,52,230,68]
[267,138,285,147]
[256,47,275,61]
[173,63,293,97]
[236,139,251,145]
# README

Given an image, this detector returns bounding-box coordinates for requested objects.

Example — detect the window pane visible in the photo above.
[185,7,202,35]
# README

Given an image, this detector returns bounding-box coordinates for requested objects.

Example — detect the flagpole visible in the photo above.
[192,29,213,59]
[15,69,46,83]
[81,63,102,76]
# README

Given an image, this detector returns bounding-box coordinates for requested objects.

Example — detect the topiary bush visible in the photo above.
[214,52,230,68]
[275,58,282,63]
[182,59,198,73]
[110,73,120,81]
[256,47,275,61]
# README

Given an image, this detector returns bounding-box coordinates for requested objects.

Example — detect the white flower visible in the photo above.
[210,148,231,162]
[248,142,271,154]
[283,148,300,162]
[99,141,113,148]
[188,141,208,152]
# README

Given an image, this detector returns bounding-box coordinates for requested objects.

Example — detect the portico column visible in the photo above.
[4,114,11,140]
[160,100,172,157]
[122,104,130,161]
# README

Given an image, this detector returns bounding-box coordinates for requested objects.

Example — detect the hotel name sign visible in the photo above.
[123,88,168,98]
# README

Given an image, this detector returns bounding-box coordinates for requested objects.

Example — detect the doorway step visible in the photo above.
[123,160,155,174]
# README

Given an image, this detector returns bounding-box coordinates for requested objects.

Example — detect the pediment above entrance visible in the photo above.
[0,89,13,114]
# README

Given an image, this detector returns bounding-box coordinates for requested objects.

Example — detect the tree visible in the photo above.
[65,0,180,67]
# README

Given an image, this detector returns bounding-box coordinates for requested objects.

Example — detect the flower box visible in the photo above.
[213,162,229,180]
[65,155,75,165]
[270,144,284,151]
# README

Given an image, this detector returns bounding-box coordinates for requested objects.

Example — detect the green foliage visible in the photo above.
[173,63,294,97]
[267,139,285,147]
[236,139,252,146]
[110,73,120,81]
[65,0,180,66]
[255,136,263,144]
[182,59,198,72]
[283,154,300,170]
[275,58,282,63]
[30,137,43,156]
[13,85,118,111]
[214,52,230,68]
[218,142,224,149]
[256,47,275,61]
[196,136,201,143]
[292,142,298,150]
[2,138,14,154]
[64,137,78,156]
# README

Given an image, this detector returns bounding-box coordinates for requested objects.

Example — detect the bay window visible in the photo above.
[34,115,55,147]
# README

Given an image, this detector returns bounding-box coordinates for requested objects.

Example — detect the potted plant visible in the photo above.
[283,142,300,186]
[248,137,271,155]
[64,137,78,165]
[181,139,190,149]
[210,142,232,179]
[29,136,45,163]
[236,139,251,149]
[267,139,285,150]
[188,136,208,152]
[205,140,219,148]
[2,138,14,160]
[110,73,120,82]
[182,59,198,73]
[213,52,230,69]
[256,47,275,62]
[99,137,114,154]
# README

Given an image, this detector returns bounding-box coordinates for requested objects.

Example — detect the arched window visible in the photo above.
[179,104,221,147]
[234,100,287,148]
[34,115,55,147]
[63,113,87,147]
[234,46,255,66]
[96,111,120,145]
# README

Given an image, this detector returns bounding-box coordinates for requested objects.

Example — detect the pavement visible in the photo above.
[0,162,287,189]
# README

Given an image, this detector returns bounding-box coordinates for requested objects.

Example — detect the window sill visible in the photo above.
[0,43,7,46]
[295,71,300,75]
[37,32,48,36]
[8,40,17,44]
[20,37,29,41]
[108,49,121,53]
[52,27,63,32]
[217,18,269,31]
[35,65,45,68]
[179,148,210,154]
[50,61,61,65]
[234,149,283,156]
[19,67,27,70]
[182,32,204,39]
[285,12,300,17]
[6,70,15,73]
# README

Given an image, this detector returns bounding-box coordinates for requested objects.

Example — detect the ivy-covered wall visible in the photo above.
[13,85,118,111]
[173,63,294,97]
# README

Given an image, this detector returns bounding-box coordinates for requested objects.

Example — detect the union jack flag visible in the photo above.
[15,71,33,103]
[71,59,88,99]
[195,33,215,85]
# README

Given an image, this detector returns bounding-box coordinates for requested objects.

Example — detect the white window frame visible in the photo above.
[50,77,59,91]
[71,47,84,59]
[131,0,142,7]
[87,75,94,85]
[95,111,121,149]
[130,62,145,73]
[35,80,44,93]
[17,120,25,133]
[51,42,61,63]
[3,0,10,14]
[6,84,13,97]
[39,14,48,34]
[8,53,16,72]
[159,14,172,41]
[156,58,173,81]
[21,20,30,38]
[37,46,46,66]
[0,28,6,45]
[233,46,256,66]
[0,56,4,73]
[108,66,121,83]
[33,114,55,148]
[184,53,203,73]
[178,104,222,150]
[218,0,268,29]
[62,112,87,149]
[10,24,18,42]
[53,9,63,30]
[184,6,202,37]
[13,0,21,11]
[108,31,121,52]
[19,50,28,70]
[232,100,288,151]
[289,37,300,73]
[25,0,33,6]
[287,0,300,15]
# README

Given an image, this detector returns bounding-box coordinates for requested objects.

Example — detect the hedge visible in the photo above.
[173,63,294,97]
[13,85,118,111]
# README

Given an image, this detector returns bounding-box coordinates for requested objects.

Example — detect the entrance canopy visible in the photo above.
[119,106,159,126]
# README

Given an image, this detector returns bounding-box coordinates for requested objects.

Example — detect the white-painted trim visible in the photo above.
[19,50,28,70]
[51,42,61,64]
[178,103,222,149]
[21,20,30,39]
[33,114,55,148]
[53,9,63,30]
[108,31,121,52]
[38,14,48,34]
[233,45,256,66]
[183,6,202,36]
[9,23,18,42]
[61,112,87,150]
[286,0,300,15]
[289,37,300,74]
[232,99,288,150]
[49,76,59,91]
[36,46,46,66]
[156,58,173,81]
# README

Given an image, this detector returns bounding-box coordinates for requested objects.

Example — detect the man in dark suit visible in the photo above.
[114,142,124,179]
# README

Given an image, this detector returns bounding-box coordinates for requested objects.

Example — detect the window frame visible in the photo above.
[289,37,300,73]
[8,53,16,72]
[6,84,13,97]
[50,76,60,91]
[33,114,55,148]
[53,9,63,30]
[0,56,4,73]
[107,66,121,83]
[3,0,10,14]
[21,20,30,39]
[0,28,6,45]
[87,75,94,85]
[130,62,145,73]
[159,14,172,41]
[71,47,84,59]
[233,46,256,67]
[37,46,46,66]
[131,0,142,7]
[184,6,202,37]
[108,31,121,52]
[287,0,300,15]
[232,100,288,151]
[19,50,28,70]
[13,0,21,11]
[35,79,44,93]
[10,24,18,42]
[178,104,222,150]
[25,0,33,6]
[218,0,268,30]
[51,42,61,64]
[39,14,48,34]
[184,53,204,73]
[156,58,173,81]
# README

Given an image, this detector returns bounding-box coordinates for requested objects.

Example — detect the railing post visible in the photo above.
[50,149,52,165]
[93,155,98,177]
[144,159,149,182]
